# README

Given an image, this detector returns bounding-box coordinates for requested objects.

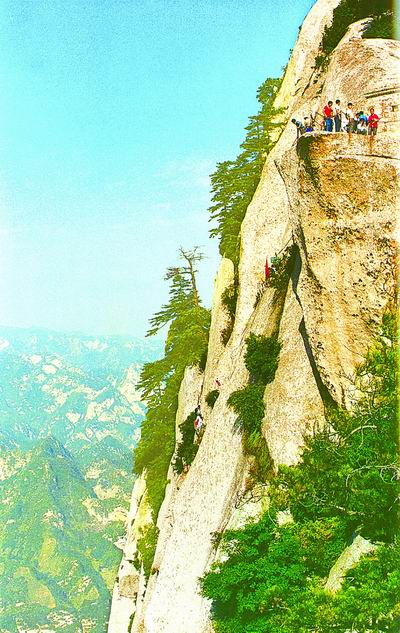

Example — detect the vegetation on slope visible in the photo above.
[228,334,281,483]
[316,0,396,67]
[172,411,199,475]
[202,309,399,632]
[134,248,210,574]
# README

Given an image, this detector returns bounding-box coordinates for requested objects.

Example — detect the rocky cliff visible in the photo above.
[108,1,399,631]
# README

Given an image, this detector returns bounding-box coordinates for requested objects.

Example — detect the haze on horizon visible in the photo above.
[0,0,314,338]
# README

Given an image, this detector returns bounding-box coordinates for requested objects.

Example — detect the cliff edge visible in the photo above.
[108,1,399,631]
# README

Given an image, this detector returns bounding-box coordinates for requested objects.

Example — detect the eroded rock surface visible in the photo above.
[109,1,398,630]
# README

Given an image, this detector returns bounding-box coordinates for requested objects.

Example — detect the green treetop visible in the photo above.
[134,247,210,517]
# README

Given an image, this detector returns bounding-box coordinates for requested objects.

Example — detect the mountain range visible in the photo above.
[0,328,160,633]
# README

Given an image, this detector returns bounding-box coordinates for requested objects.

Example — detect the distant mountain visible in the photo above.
[0,328,160,633]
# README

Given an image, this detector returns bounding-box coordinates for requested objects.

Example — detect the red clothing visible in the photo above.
[323,105,333,118]
[368,113,380,128]
[265,256,270,280]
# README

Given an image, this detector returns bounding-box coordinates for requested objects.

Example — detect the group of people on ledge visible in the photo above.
[292,99,380,138]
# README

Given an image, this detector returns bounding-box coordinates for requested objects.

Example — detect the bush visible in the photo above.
[244,432,273,482]
[364,10,394,38]
[201,515,348,633]
[201,309,399,632]
[266,245,294,292]
[228,385,265,437]
[136,523,159,580]
[172,411,199,475]
[220,281,238,346]
[244,333,281,385]
[316,0,394,67]
[221,282,238,318]
[206,390,220,409]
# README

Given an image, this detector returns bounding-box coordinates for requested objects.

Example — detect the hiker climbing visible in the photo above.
[264,255,270,280]
[194,408,203,435]
[291,118,305,138]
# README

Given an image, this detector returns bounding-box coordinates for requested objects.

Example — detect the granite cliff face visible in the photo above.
[108,1,399,631]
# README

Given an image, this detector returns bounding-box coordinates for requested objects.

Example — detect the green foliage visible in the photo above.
[266,245,295,291]
[227,333,281,481]
[308,543,400,632]
[220,281,238,346]
[244,333,281,385]
[273,311,398,543]
[316,0,395,67]
[136,523,159,580]
[228,384,271,482]
[134,248,210,518]
[134,248,210,577]
[221,282,238,318]
[202,310,399,632]
[201,515,348,633]
[206,389,220,409]
[172,411,199,475]
[228,385,265,437]
[365,10,395,39]
[221,320,234,346]
[209,78,284,266]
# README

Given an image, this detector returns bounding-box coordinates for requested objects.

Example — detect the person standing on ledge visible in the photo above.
[334,99,342,132]
[368,107,380,136]
[323,100,334,132]
[345,102,356,132]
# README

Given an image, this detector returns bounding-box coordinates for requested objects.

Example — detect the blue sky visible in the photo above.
[0,0,313,338]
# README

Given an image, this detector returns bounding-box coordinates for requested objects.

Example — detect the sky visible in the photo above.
[0,0,314,338]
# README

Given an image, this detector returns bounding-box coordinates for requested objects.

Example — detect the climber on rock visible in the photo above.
[194,407,203,436]
[264,255,270,281]
[291,118,305,138]
[368,107,380,136]
[323,101,334,132]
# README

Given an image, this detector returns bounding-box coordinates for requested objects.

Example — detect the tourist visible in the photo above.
[334,99,342,132]
[194,411,203,435]
[368,107,380,136]
[304,116,313,132]
[356,111,368,134]
[345,102,356,132]
[323,101,334,132]
[291,117,305,138]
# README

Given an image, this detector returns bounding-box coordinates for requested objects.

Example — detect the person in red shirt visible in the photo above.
[368,107,380,136]
[323,101,334,132]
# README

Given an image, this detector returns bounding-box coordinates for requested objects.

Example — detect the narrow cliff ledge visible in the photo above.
[108,1,399,631]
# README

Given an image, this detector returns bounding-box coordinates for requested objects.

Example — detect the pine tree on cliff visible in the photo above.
[134,247,210,517]
[209,77,284,266]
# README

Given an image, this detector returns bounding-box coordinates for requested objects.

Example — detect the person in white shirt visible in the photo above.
[334,99,342,132]
[345,102,356,133]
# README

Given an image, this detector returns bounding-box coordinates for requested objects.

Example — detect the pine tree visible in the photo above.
[134,247,210,516]
[209,77,284,267]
